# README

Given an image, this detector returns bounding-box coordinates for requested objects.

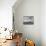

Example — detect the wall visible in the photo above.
[41,0,46,46]
[0,0,16,30]
[13,0,41,46]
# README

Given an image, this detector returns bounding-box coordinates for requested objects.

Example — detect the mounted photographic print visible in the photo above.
[23,16,34,25]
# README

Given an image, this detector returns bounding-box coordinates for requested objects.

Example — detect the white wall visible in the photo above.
[41,0,46,46]
[13,0,41,46]
[0,0,16,30]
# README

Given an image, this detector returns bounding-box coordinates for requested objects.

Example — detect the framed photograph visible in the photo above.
[23,16,34,25]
